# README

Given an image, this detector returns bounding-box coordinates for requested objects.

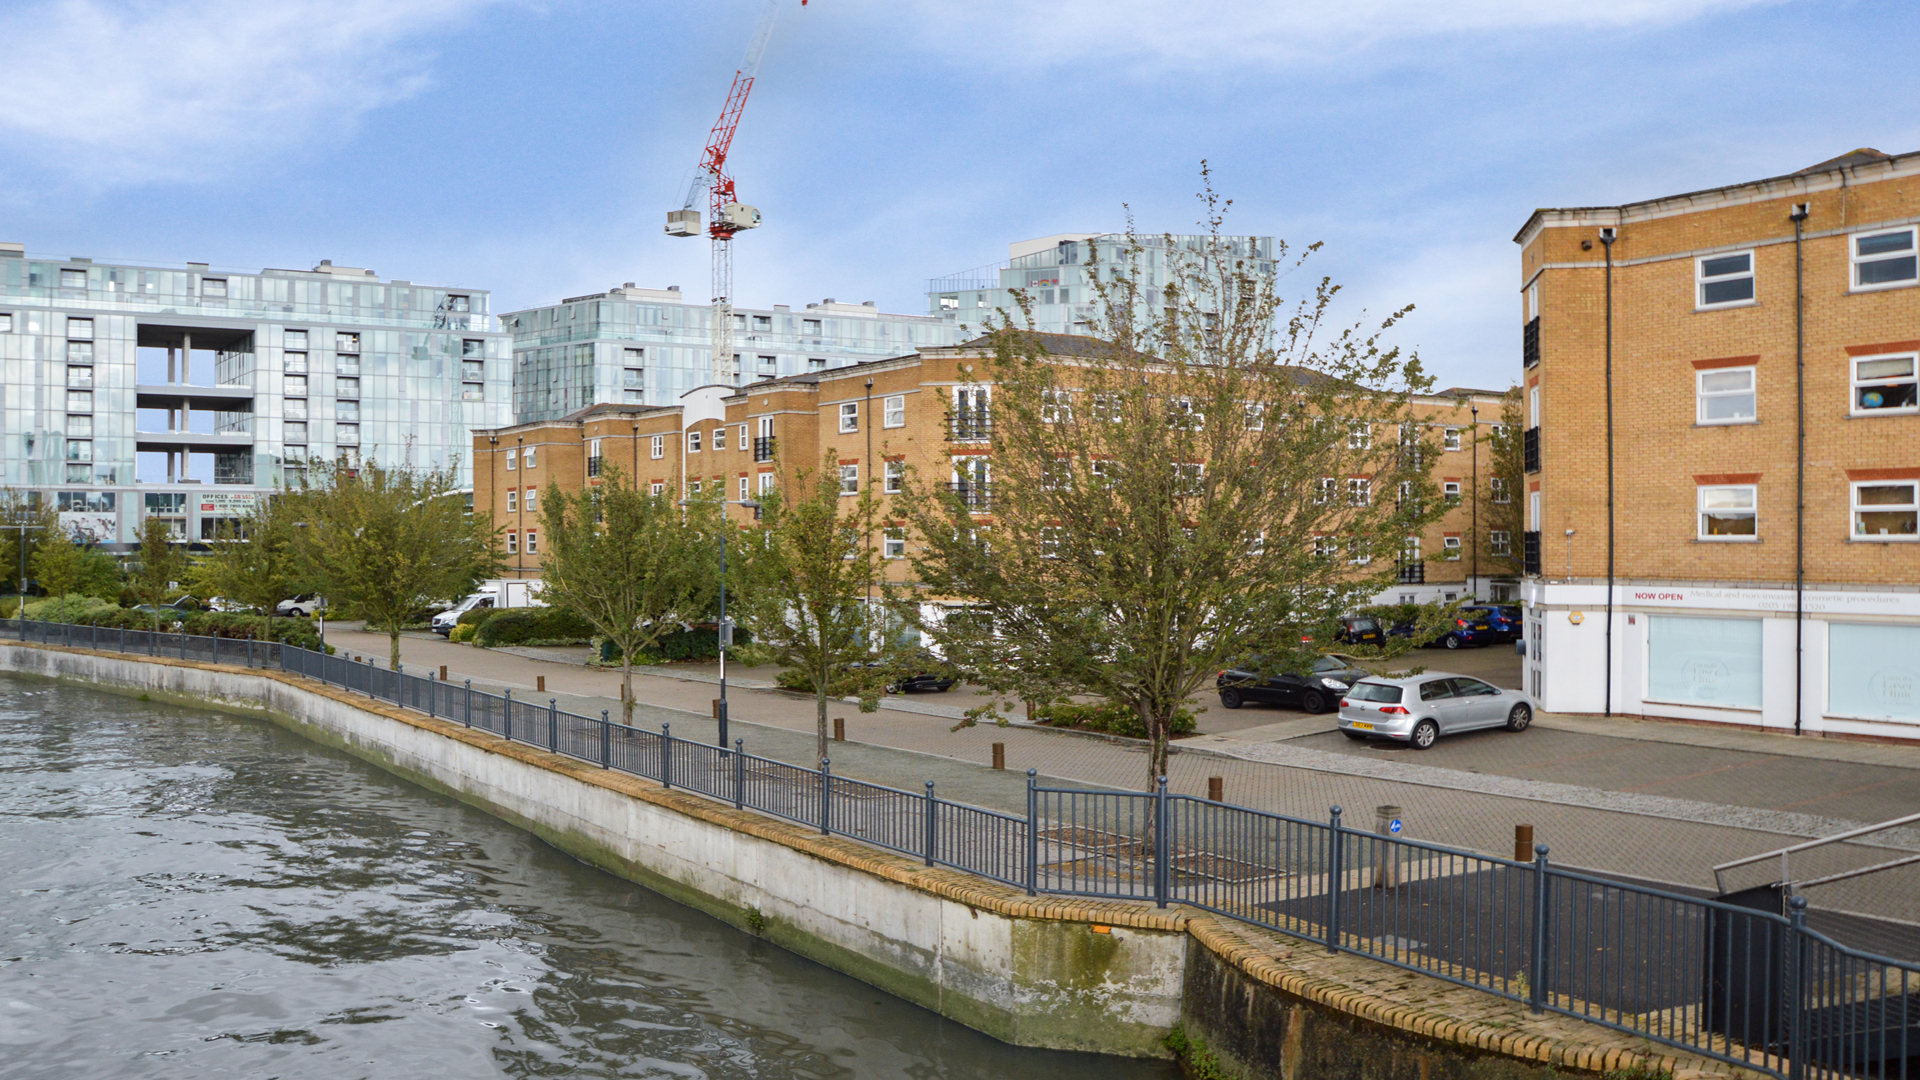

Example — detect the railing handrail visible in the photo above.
[1712,810,1920,891]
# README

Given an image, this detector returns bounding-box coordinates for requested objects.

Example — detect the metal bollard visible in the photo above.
[991,742,1005,770]
[820,758,831,836]
[504,689,513,741]
[1326,806,1344,953]
[924,781,937,867]
[464,679,473,727]
[1529,844,1551,1014]
[1153,776,1169,908]
[1514,824,1535,864]
[440,665,447,681]
[661,723,672,788]
[601,710,611,768]
[733,739,745,809]
[1373,805,1403,890]
[1025,769,1039,896]
[549,698,558,750]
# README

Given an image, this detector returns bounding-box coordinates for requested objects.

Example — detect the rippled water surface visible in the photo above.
[0,676,1177,1079]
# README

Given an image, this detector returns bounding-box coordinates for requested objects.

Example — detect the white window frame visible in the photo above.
[524,487,537,513]
[1348,538,1372,565]
[839,402,859,433]
[1173,462,1203,497]
[1850,226,1918,292]
[884,528,906,559]
[1347,421,1371,449]
[757,472,775,495]
[66,317,93,339]
[1041,389,1073,423]
[651,482,665,497]
[1490,530,1512,556]
[1696,250,1756,309]
[687,430,701,453]
[1243,401,1265,431]
[1442,481,1461,504]
[505,447,517,471]
[883,394,905,428]
[712,426,725,451]
[1851,480,1918,541]
[1697,366,1758,425]
[1347,477,1370,507]
[1697,484,1758,541]
[651,434,665,459]
[1442,536,1462,560]
[1491,477,1510,504]
[506,531,517,554]
[525,530,538,554]
[839,463,859,495]
[506,490,517,513]
[1850,353,1918,416]
[738,475,749,501]
[738,423,749,447]
[523,446,536,469]
[1443,427,1460,451]
[884,460,905,494]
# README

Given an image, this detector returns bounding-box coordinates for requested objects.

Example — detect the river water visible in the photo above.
[0,676,1177,1079]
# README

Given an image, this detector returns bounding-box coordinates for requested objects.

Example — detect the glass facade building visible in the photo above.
[502,286,960,424]
[0,244,511,547]
[926,232,1279,335]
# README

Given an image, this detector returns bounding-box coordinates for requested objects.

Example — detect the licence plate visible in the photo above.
[1349,721,1374,730]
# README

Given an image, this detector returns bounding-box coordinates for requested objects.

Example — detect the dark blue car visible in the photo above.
[1390,611,1504,650]
[1462,604,1522,643]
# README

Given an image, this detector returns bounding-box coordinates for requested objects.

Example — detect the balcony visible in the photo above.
[947,481,991,511]
[587,456,602,478]
[1523,427,1540,473]
[753,435,776,462]
[1523,531,1542,576]
[949,415,992,442]
[1523,316,1540,369]
[1397,560,1426,585]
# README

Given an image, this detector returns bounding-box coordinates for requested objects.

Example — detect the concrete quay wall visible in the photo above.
[0,642,1766,1079]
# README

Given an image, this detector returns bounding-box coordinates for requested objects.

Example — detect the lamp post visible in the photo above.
[6,518,46,621]
[1470,401,1480,598]
[683,494,760,750]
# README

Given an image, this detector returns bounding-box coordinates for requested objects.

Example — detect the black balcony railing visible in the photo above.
[1523,427,1541,473]
[586,456,602,478]
[949,415,992,441]
[1523,530,1542,575]
[1523,316,1540,369]
[947,481,991,510]
[1397,560,1426,584]
[753,436,776,462]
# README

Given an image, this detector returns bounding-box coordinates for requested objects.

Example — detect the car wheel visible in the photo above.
[1506,704,1533,732]
[289,608,306,618]
[1219,688,1244,710]
[1443,634,1462,650]
[1300,689,1329,714]
[1341,729,1369,742]
[1411,720,1439,750]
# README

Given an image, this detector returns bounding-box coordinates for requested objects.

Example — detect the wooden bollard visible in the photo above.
[536,675,546,693]
[439,665,448,681]
[1514,824,1535,864]
[712,698,723,718]
[1207,776,1223,802]
[833,717,845,742]
[991,742,1005,770]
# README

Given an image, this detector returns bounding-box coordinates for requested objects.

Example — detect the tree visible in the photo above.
[733,453,901,763]
[287,456,501,669]
[128,515,188,632]
[538,464,719,725]
[1477,387,1527,582]
[0,491,59,602]
[30,526,121,619]
[895,181,1450,786]
[190,495,304,617]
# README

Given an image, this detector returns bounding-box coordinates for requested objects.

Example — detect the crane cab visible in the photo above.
[665,210,702,237]
[718,203,762,230]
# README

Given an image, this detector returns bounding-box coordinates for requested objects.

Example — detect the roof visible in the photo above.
[1796,148,1895,174]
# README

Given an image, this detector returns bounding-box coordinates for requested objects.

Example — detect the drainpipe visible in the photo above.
[1791,201,1810,735]
[864,378,875,612]
[1599,227,1616,718]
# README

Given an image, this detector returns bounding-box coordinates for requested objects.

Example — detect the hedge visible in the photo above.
[1032,700,1196,739]
[28,604,328,652]
[456,605,499,628]
[472,606,598,648]
[594,625,749,666]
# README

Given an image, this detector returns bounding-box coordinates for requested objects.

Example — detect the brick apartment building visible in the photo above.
[1515,148,1919,740]
[474,335,1509,611]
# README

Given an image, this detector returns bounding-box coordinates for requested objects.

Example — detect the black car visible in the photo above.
[1333,616,1386,648]
[1217,653,1371,713]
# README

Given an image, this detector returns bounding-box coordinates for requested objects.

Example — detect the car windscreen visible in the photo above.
[1311,655,1347,673]
[1348,618,1380,632]
[1346,682,1402,703]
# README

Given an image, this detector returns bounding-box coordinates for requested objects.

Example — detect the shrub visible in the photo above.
[1033,700,1196,739]
[456,605,499,628]
[450,622,477,643]
[24,594,122,621]
[472,606,598,648]
[39,605,327,652]
[594,624,751,665]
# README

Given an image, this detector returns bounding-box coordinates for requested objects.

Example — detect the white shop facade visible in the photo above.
[1520,580,1920,742]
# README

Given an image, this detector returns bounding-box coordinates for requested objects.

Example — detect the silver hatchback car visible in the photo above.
[1336,673,1535,749]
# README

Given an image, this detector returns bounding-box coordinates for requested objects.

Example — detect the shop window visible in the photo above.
[1698,484,1757,539]
[1697,366,1757,423]
[1852,480,1918,539]
[1646,616,1762,709]
[1827,623,1920,724]
[1851,354,1918,414]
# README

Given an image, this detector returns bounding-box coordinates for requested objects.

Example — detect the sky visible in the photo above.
[2,0,1916,393]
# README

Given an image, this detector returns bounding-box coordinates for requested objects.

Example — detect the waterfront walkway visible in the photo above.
[323,627,1920,931]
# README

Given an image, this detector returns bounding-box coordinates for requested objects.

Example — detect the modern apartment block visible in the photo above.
[474,335,1507,612]
[0,244,511,547]
[1514,148,1920,740]
[925,233,1280,336]
[499,285,959,424]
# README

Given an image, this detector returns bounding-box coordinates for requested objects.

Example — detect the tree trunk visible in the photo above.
[388,625,402,671]
[1147,712,1170,788]
[815,686,828,765]
[621,654,635,727]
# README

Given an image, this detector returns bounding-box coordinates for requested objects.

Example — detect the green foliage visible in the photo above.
[0,491,60,596]
[456,604,499,627]
[189,496,304,615]
[449,622,478,643]
[471,606,599,647]
[1161,1025,1236,1079]
[28,528,121,618]
[595,624,746,666]
[27,604,326,651]
[1033,700,1196,739]
[128,516,189,630]
[287,455,502,669]
[536,464,720,725]
[23,594,121,621]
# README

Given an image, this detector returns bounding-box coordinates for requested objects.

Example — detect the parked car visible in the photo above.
[275,594,327,618]
[1462,604,1523,643]
[1333,616,1386,648]
[1217,653,1371,713]
[432,593,497,635]
[131,596,203,618]
[1337,673,1534,749]
[1389,611,1502,650]
[848,654,957,693]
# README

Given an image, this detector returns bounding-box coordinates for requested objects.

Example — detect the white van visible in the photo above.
[431,580,545,636]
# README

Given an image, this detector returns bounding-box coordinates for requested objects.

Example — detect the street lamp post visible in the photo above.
[6,519,46,624]
[684,495,760,751]
[1470,401,1480,598]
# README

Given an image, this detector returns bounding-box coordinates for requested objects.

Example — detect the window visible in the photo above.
[1316,477,1336,504]
[1091,393,1122,423]
[758,355,776,371]
[738,475,749,502]
[651,482,665,497]
[448,295,471,313]
[689,480,702,494]
[884,528,906,559]
[1491,477,1510,505]
[884,394,906,428]
[337,400,360,422]
[66,365,92,388]
[839,464,859,494]
[712,426,725,451]
[1490,530,1512,556]
[623,366,644,388]
[65,439,91,462]
[463,339,485,358]
[1853,481,1917,539]
[0,313,10,332]
[1314,536,1338,560]
[66,317,92,339]
[839,402,859,433]
[1443,481,1461,504]
[1443,536,1461,560]
[753,315,772,331]
[524,488,537,513]
[1348,421,1371,449]
[336,376,359,399]
[1348,538,1372,565]
[1043,457,1072,491]
[1851,354,1918,414]
[1852,227,1918,290]
[506,531,517,554]
[505,448,518,471]
[66,390,91,412]
[285,330,308,349]
[885,460,904,494]
[1347,477,1370,506]
[1697,366,1757,423]
[1647,616,1762,709]
[202,278,226,297]
[336,423,359,444]
[1040,526,1063,558]
[1244,401,1266,431]
[1168,397,1203,430]
[1697,251,1754,307]
[1828,624,1920,723]
[1698,485,1757,539]
[687,430,702,452]
[803,319,821,335]
[808,358,826,371]
[758,472,775,495]
[284,398,308,419]
[60,268,86,289]
[651,435,665,459]
[68,415,92,437]
[285,352,308,374]
[506,490,518,513]
[336,332,360,353]
[525,530,538,554]
[463,361,485,383]
[1090,459,1113,487]
[1041,389,1072,423]
[1444,427,1461,451]
[1173,463,1203,496]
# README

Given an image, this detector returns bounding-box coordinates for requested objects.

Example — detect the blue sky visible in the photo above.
[2,0,1916,392]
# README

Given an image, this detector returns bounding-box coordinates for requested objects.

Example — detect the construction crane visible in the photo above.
[666,0,805,386]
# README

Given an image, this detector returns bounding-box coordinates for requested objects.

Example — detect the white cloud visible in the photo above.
[883,0,1781,68]
[0,0,506,184]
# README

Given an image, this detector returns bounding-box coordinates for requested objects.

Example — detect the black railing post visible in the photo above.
[1530,844,1551,1014]
[602,710,611,768]
[661,723,672,788]
[428,674,436,718]
[820,758,831,836]
[504,689,513,741]
[924,781,937,867]
[733,739,745,808]
[464,679,473,727]
[1327,805,1344,953]
[1026,769,1039,896]
[1155,776,1170,908]
[247,637,253,668]
[1788,896,1809,1080]
[549,698,558,751]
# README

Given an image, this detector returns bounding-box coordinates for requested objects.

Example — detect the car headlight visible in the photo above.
[1320,678,1350,690]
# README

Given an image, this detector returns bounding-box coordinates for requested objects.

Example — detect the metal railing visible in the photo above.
[1397,560,1426,584]
[1523,530,1542,576]
[7,613,1917,1080]
[753,435,776,462]
[1523,316,1540,369]
[587,456,603,478]
[1524,426,1541,473]
[950,415,992,442]
[946,481,991,511]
